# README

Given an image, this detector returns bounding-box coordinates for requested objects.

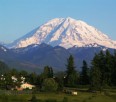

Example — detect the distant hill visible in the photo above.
[0,43,115,73]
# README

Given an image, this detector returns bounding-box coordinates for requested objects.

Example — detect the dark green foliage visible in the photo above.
[90,70,101,90]
[28,72,38,85]
[90,54,102,90]
[0,60,9,74]
[65,55,78,87]
[105,50,113,85]
[43,66,53,78]
[90,50,116,91]
[42,78,58,92]
[39,66,54,88]
[19,70,29,83]
[111,50,116,85]
[80,60,90,85]
[0,68,22,90]
[66,55,75,75]
[54,72,65,91]
[90,51,106,91]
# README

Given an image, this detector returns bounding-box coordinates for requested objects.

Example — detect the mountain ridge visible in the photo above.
[1,43,115,72]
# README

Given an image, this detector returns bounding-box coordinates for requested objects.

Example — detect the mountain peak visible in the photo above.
[65,17,74,21]
[64,17,87,24]
[9,17,116,49]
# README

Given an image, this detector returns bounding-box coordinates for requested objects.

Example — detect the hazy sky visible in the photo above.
[0,0,116,43]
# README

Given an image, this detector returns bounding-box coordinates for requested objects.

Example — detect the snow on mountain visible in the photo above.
[1,47,7,52]
[9,17,116,49]
[0,45,7,52]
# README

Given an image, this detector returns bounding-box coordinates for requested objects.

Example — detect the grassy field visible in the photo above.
[0,89,116,102]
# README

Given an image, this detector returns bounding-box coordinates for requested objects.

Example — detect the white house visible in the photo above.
[20,83,35,90]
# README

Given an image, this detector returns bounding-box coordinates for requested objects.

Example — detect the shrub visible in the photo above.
[42,78,58,92]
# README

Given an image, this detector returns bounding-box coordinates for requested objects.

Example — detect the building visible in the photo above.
[20,83,35,90]
[21,83,35,89]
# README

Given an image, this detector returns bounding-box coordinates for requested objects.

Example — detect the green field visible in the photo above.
[0,89,116,102]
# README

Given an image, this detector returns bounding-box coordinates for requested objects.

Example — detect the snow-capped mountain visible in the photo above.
[9,17,116,49]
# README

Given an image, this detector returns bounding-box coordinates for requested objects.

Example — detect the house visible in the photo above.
[21,83,35,90]
[20,83,35,90]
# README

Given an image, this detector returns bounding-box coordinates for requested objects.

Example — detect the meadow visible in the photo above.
[0,89,116,102]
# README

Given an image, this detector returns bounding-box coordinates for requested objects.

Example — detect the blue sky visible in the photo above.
[0,0,116,43]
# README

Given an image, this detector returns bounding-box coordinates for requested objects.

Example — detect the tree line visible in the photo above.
[0,50,116,91]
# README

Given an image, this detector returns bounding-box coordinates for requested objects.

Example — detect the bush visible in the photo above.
[42,78,58,92]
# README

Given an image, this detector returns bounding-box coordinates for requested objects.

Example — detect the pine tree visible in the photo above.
[111,50,116,85]
[98,51,106,88]
[65,55,78,87]
[90,54,102,91]
[90,50,113,91]
[28,72,38,85]
[43,66,53,79]
[105,50,113,86]
[80,60,90,85]
[49,67,53,78]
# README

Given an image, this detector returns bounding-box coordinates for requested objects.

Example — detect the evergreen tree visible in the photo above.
[49,67,53,78]
[90,50,114,91]
[105,50,113,85]
[90,54,102,91]
[65,55,78,87]
[98,51,106,88]
[98,50,112,87]
[28,72,38,85]
[43,66,54,79]
[39,66,54,88]
[80,60,90,85]
[54,72,65,91]
[111,50,116,85]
